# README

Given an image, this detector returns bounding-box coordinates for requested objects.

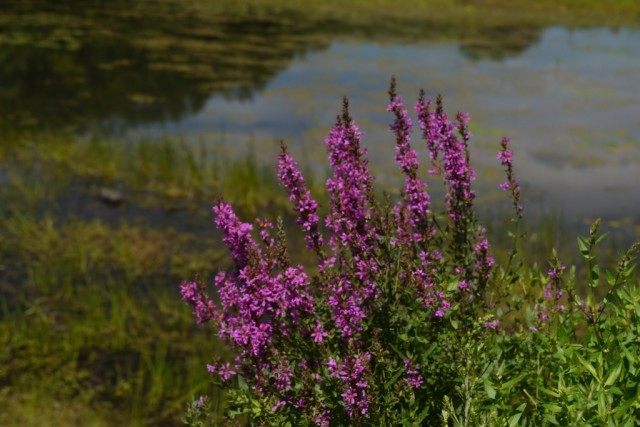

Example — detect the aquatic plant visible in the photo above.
[181,79,640,425]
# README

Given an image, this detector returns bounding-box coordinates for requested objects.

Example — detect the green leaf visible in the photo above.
[577,237,589,256]
[252,399,262,416]
[540,387,560,398]
[576,354,600,382]
[415,404,431,424]
[595,232,609,245]
[508,412,523,427]
[543,413,559,425]
[608,386,623,396]
[484,379,496,399]
[606,270,616,286]
[598,392,607,419]
[624,263,636,278]
[238,375,249,392]
[388,343,405,359]
[604,362,623,387]
[424,342,438,357]
[590,265,600,288]
[543,403,562,414]
[385,368,404,390]
[500,373,526,392]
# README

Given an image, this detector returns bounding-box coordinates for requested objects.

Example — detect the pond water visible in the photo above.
[140,27,640,223]
[1,3,639,229]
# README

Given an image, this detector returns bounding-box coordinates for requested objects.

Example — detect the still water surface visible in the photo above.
[1,3,639,227]
[134,27,640,221]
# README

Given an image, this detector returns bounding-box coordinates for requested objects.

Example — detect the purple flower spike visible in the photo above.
[329,353,372,417]
[388,78,432,242]
[207,362,237,382]
[388,83,418,176]
[497,136,523,219]
[311,321,328,343]
[324,98,375,252]
[483,319,500,330]
[404,358,424,389]
[180,280,217,324]
[497,148,513,167]
[277,143,323,252]
[415,90,441,175]
[213,201,256,267]
[417,93,476,230]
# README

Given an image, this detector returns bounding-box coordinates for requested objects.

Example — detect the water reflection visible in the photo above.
[1,2,639,224]
[0,1,329,129]
[146,27,640,221]
[459,25,540,60]
[0,1,542,130]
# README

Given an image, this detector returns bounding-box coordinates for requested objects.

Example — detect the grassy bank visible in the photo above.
[1,1,639,424]
[0,132,318,425]
[0,128,637,424]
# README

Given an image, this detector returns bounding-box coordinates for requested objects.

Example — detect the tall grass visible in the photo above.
[0,133,283,425]
[0,129,635,425]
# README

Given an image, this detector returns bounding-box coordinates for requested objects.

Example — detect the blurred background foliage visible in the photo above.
[1,0,639,425]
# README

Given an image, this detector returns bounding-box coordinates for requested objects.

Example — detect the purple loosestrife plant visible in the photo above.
[418,94,476,229]
[415,89,440,176]
[323,99,381,341]
[180,80,640,426]
[180,84,502,425]
[324,98,376,253]
[388,77,431,244]
[415,88,494,301]
[180,279,218,325]
[497,136,523,220]
[496,136,525,285]
[415,91,484,282]
[277,142,323,254]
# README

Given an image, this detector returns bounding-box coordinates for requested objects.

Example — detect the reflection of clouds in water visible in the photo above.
[4,2,637,220]
[0,2,546,131]
[153,27,640,219]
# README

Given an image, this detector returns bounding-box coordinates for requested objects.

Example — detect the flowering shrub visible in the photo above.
[181,79,640,425]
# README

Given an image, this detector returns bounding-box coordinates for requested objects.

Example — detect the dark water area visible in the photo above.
[1,1,639,236]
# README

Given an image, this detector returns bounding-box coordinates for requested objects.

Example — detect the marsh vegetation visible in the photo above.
[1,1,640,425]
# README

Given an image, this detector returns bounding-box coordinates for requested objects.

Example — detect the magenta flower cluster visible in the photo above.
[324,100,376,252]
[416,93,476,227]
[497,136,523,219]
[180,82,514,424]
[537,264,567,323]
[277,143,323,252]
[180,280,217,325]
[328,353,372,417]
[404,358,424,389]
[388,80,431,243]
[322,101,380,339]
